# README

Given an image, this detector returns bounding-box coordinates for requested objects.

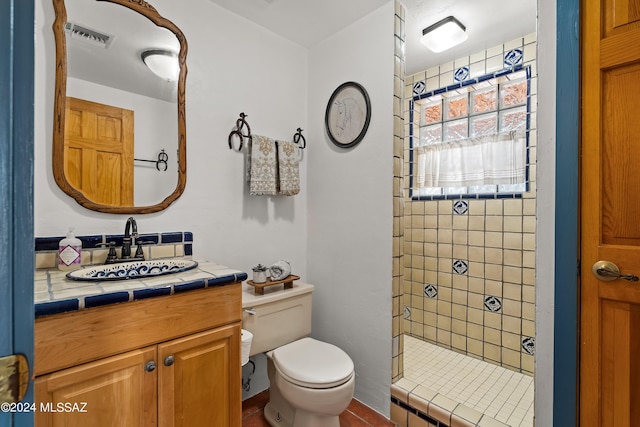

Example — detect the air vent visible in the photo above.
[64,22,114,49]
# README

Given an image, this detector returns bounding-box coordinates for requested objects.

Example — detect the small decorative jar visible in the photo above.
[252,264,267,283]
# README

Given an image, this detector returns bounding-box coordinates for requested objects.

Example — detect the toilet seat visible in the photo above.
[272,337,354,389]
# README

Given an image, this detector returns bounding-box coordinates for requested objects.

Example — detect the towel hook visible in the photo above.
[293,128,306,149]
[228,112,252,151]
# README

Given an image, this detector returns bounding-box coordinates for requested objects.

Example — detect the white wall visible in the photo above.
[35,0,309,278]
[307,2,395,416]
[67,77,177,206]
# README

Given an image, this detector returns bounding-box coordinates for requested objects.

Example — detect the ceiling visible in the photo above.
[63,0,536,100]
[208,0,537,75]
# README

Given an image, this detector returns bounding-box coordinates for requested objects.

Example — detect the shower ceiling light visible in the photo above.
[141,49,179,82]
[420,16,468,53]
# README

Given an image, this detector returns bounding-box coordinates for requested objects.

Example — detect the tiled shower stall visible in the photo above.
[391,2,537,425]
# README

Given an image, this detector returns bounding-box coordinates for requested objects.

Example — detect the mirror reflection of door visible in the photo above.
[64,97,134,206]
[58,0,183,209]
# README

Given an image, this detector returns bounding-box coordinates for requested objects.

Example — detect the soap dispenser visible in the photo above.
[58,228,82,271]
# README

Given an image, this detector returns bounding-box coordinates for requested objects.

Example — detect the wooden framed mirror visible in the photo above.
[52,0,188,214]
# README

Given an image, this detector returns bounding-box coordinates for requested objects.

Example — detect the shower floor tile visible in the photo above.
[403,335,534,427]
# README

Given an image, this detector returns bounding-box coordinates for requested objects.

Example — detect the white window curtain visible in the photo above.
[415,131,526,188]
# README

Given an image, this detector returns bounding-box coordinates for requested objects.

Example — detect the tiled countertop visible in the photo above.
[34,261,247,318]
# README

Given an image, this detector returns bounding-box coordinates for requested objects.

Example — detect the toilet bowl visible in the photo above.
[242,281,355,427]
[265,337,355,427]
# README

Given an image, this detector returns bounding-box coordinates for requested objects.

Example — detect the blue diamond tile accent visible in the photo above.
[452,260,468,275]
[413,81,426,96]
[424,284,438,299]
[504,48,524,66]
[453,200,469,215]
[454,66,470,82]
[522,337,535,355]
[403,306,412,320]
[484,296,502,312]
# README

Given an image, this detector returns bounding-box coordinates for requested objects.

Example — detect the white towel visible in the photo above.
[269,260,291,281]
[276,140,300,196]
[249,135,278,196]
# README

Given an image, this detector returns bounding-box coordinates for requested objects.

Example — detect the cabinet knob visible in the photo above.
[144,361,156,372]
[164,355,174,367]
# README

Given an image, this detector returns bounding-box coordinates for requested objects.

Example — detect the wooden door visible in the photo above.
[158,324,241,427]
[580,0,640,425]
[64,97,134,206]
[35,347,157,427]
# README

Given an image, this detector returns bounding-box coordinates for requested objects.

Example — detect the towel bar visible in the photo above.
[228,113,306,151]
[134,149,168,171]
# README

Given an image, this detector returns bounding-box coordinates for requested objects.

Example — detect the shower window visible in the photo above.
[410,65,531,199]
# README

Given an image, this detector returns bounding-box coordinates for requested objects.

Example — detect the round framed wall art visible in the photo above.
[325,81,371,148]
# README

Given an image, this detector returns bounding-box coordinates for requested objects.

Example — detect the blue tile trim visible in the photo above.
[34,299,79,317]
[409,100,415,198]
[79,235,103,249]
[391,397,415,413]
[235,272,248,282]
[184,232,193,242]
[105,235,125,247]
[84,292,130,308]
[133,287,171,300]
[207,275,238,287]
[184,244,193,256]
[390,397,447,427]
[137,233,159,244]
[35,237,63,251]
[174,280,206,293]
[161,232,184,243]
[411,193,524,201]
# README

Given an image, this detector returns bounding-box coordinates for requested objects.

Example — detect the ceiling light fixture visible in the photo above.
[141,49,179,82]
[420,16,468,53]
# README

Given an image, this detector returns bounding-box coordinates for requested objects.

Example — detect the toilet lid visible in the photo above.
[272,338,354,389]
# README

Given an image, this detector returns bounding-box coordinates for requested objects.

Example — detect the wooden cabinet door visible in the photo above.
[35,346,157,427]
[64,97,134,206]
[580,0,640,424]
[157,323,241,427]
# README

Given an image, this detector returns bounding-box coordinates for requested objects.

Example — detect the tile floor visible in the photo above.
[242,390,395,426]
[402,335,534,426]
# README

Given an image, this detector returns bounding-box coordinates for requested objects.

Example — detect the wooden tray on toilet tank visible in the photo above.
[246,275,299,295]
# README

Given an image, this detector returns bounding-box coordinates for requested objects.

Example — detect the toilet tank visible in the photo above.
[242,281,313,356]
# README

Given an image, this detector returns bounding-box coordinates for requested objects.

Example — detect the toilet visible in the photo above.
[242,281,355,427]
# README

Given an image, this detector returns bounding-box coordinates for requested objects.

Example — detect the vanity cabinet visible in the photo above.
[34,284,242,427]
[35,346,158,426]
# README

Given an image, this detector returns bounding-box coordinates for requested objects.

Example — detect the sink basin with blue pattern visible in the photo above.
[66,259,198,281]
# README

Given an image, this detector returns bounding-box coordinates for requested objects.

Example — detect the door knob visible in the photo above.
[592,260,639,282]
[164,355,174,367]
